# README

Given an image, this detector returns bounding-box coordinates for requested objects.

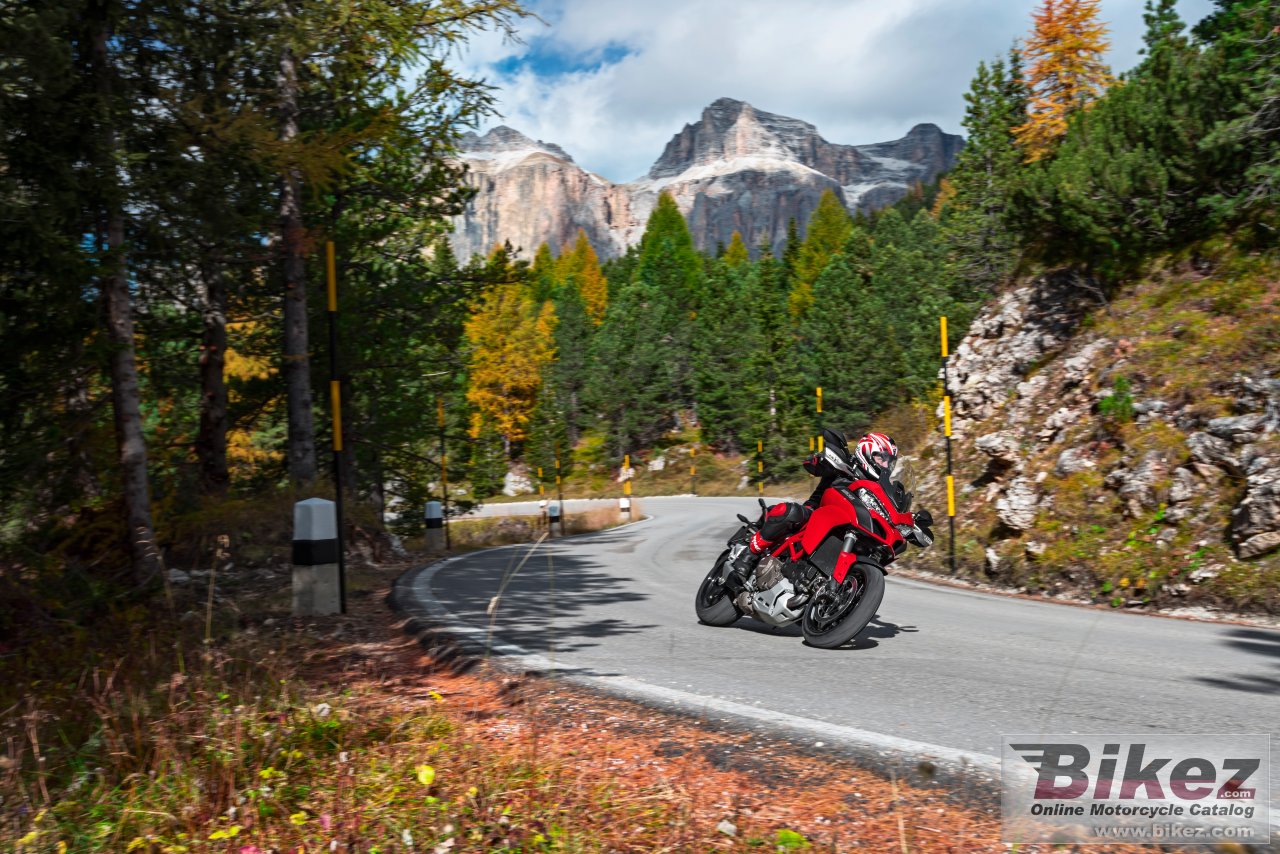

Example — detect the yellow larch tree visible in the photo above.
[555,229,608,324]
[223,320,283,478]
[723,230,750,268]
[789,189,853,316]
[1014,0,1114,161]
[465,249,557,449]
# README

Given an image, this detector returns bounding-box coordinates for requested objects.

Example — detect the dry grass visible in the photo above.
[0,554,1162,854]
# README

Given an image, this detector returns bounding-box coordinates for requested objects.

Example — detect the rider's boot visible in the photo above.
[727,531,770,584]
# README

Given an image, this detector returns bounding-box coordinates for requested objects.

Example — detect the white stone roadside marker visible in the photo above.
[424,500,444,553]
[292,497,340,616]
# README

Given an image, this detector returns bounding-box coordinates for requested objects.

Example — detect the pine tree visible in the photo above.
[468,421,507,499]
[84,0,164,580]
[789,190,853,316]
[590,198,702,453]
[0,2,133,541]
[795,253,902,434]
[693,260,761,451]
[589,192,704,449]
[869,211,953,398]
[1018,0,1247,270]
[781,217,802,274]
[547,280,594,444]
[1198,1,1280,228]
[1014,0,1114,160]
[745,251,812,468]
[531,242,558,303]
[590,265,683,454]
[525,379,570,484]
[941,51,1028,297]
[638,193,703,309]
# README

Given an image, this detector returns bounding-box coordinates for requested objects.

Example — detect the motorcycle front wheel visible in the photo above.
[694,551,743,626]
[800,563,884,649]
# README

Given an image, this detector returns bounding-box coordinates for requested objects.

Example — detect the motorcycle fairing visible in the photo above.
[769,477,913,573]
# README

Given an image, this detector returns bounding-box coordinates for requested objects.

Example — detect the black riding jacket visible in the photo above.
[801,452,850,509]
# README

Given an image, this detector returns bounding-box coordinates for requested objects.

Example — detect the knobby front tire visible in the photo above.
[694,551,742,627]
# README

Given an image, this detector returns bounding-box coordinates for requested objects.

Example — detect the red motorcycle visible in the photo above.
[694,429,934,649]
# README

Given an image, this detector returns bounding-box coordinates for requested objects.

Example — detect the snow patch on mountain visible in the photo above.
[628,155,830,193]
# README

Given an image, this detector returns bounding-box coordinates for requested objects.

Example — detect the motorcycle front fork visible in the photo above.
[720,543,749,595]
[832,532,861,590]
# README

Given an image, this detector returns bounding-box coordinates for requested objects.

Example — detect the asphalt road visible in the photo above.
[409,496,1279,813]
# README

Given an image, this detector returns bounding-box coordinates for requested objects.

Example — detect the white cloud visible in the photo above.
[458,0,1216,181]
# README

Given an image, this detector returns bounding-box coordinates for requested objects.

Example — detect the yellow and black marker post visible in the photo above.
[815,386,823,452]
[555,440,566,532]
[690,446,697,496]
[325,241,347,612]
[941,316,956,573]
[622,452,633,518]
[438,396,450,551]
[757,439,764,496]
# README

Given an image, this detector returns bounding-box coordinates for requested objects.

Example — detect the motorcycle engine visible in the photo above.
[754,555,784,590]
[738,555,806,627]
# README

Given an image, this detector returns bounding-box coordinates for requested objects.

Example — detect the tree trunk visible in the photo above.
[362,393,386,528]
[196,257,230,493]
[278,37,317,484]
[102,216,160,581]
[89,5,160,582]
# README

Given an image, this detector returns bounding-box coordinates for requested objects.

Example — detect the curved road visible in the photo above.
[404,496,1279,810]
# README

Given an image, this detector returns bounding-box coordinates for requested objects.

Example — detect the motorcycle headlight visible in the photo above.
[857,488,889,520]
[895,524,914,538]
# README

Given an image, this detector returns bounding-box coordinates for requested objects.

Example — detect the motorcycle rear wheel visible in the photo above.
[800,564,884,649]
[694,552,743,626]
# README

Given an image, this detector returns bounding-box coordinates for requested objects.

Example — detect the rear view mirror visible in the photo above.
[821,427,849,456]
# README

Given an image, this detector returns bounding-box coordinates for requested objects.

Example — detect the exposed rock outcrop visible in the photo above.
[976,431,1021,468]
[943,272,1099,431]
[1054,446,1095,477]
[1234,455,1280,558]
[1187,431,1244,475]
[449,98,963,260]
[1106,451,1169,517]
[920,262,1279,613]
[996,477,1040,531]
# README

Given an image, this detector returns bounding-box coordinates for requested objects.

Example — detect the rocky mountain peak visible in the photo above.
[647,97,822,180]
[449,99,964,261]
[458,125,574,163]
[858,122,964,173]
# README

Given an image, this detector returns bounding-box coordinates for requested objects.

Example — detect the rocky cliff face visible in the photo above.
[912,260,1280,616]
[449,98,963,260]
[451,127,640,260]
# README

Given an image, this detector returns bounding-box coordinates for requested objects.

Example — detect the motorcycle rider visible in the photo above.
[729,431,900,581]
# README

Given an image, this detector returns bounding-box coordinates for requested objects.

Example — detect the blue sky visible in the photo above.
[458,0,1217,182]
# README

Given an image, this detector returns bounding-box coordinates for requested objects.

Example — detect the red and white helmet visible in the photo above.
[854,432,898,478]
